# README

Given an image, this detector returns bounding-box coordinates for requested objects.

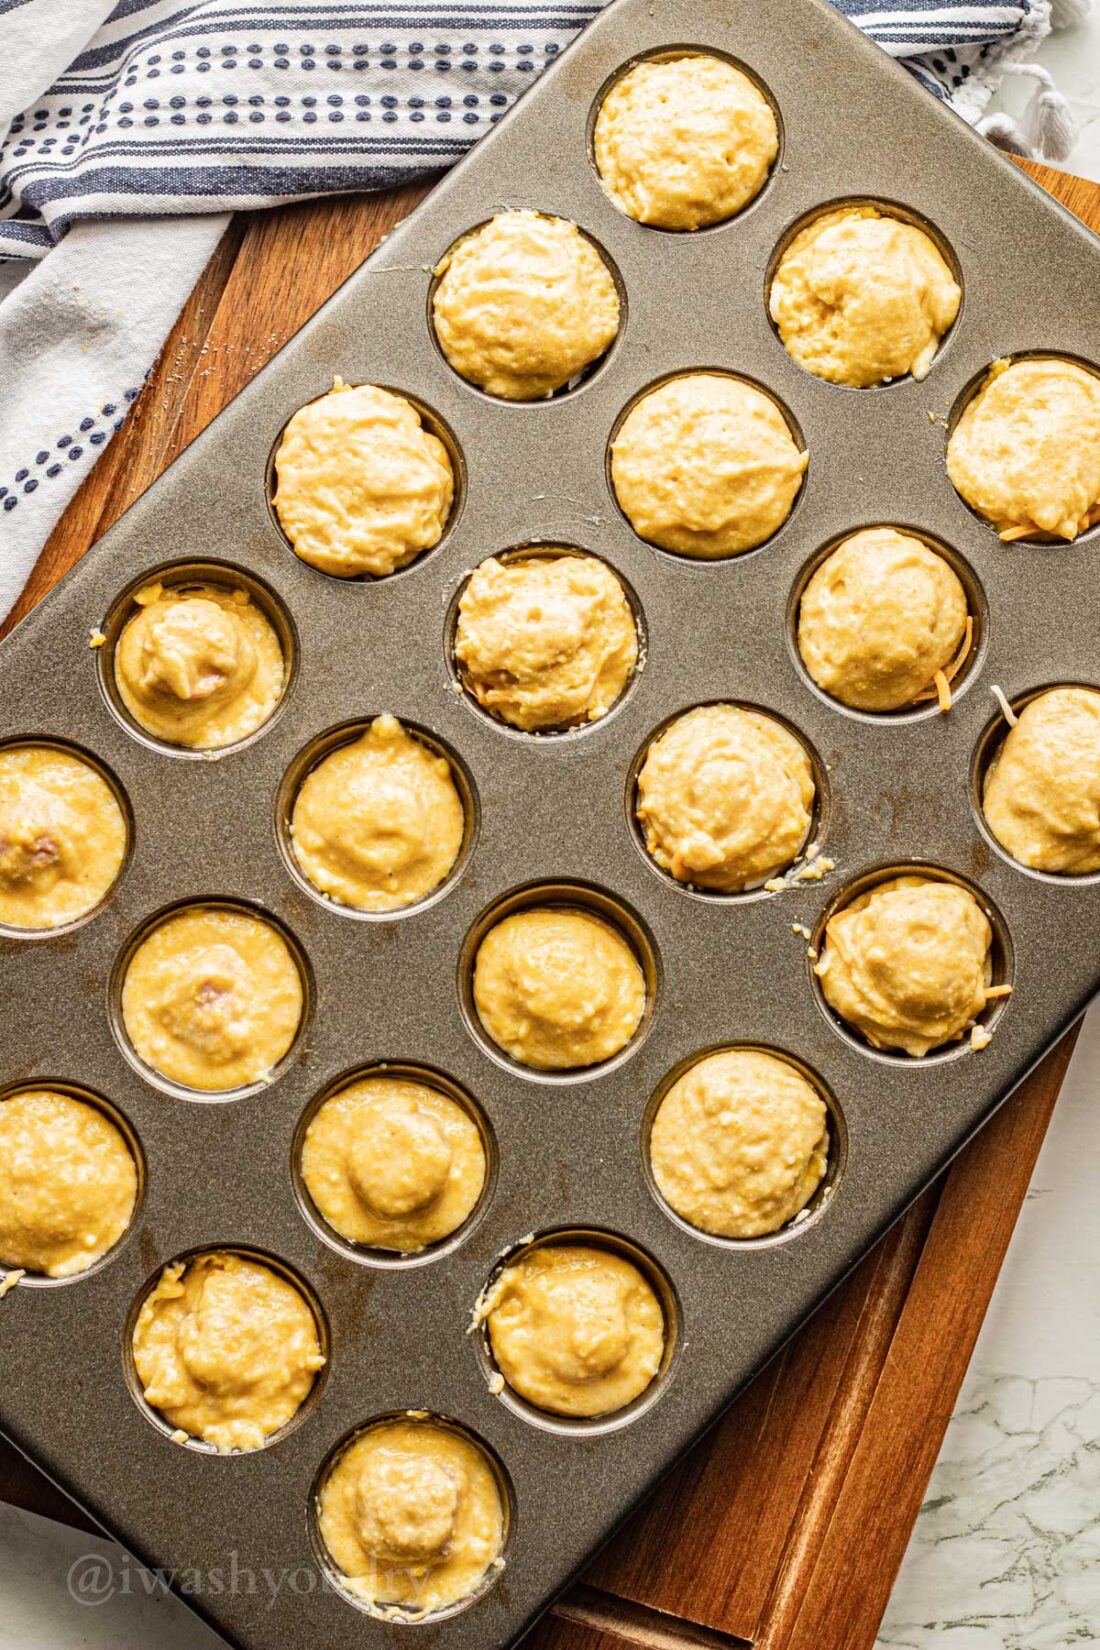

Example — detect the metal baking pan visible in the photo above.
[2,0,1099,1645]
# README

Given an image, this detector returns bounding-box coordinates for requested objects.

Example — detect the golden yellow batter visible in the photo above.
[769,205,961,387]
[593,54,778,231]
[0,745,126,931]
[983,687,1100,874]
[454,552,638,731]
[121,905,303,1091]
[650,1049,828,1239]
[318,1418,505,1617]
[611,373,807,557]
[482,1243,665,1418]
[0,1090,137,1278]
[798,528,970,712]
[132,1251,325,1452]
[472,907,645,1070]
[302,1075,486,1253]
[114,581,284,750]
[636,705,815,892]
[815,876,997,1057]
[947,357,1100,541]
[290,716,465,913]
[432,211,620,400]
[273,379,454,577]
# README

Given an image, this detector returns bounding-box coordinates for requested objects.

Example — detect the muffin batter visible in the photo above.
[114,580,284,750]
[473,907,645,1070]
[637,705,815,891]
[132,1251,325,1452]
[483,1243,665,1417]
[593,54,778,230]
[611,374,807,557]
[302,1075,486,1253]
[0,1090,137,1277]
[432,211,620,400]
[454,552,638,731]
[798,528,970,712]
[121,905,303,1090]
[318,1418,505,1617]
[651,1049,829,1238]
[290,716,465,913]
[273,379,454,577]
[0,744,126,930]
[769,205,961,387]
[947,357,1100,541]
[983,686,1100,873]
[815,875,997,1057]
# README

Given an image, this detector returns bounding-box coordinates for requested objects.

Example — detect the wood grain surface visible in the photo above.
[1,159,1096,1650]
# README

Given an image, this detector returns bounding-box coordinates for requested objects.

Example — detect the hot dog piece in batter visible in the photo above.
[0,745,126,930]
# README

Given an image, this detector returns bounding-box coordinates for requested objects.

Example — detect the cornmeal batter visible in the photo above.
[947,357,1100,541]
[816,876,996,1057]
[651,1049,828,1239]
[132,1251,324,1452]
[0,745,126,931]
[611,374,807,557]
[121,905,303,1090]
[114,581,284,749]
[273,380,454,577]
[483,1243,665,1417]
[983,686,1100,874]
[290,716,465,913]
[769,205,961,386]
[302,1075,486,1253]
[318,1418,505,1617]
[432,211,620,400]
[593,54,778,230]
[798,528,969,712]
[454,552,638,731]
[0,1090,137,1277]
[473,907,645,1070]
[636,705,815,891]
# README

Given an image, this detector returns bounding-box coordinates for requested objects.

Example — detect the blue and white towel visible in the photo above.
[0,0,1083,616]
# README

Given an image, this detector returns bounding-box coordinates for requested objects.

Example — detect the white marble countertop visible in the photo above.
[1,13,1099,1648]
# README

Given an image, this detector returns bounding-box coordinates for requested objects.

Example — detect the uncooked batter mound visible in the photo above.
[114,581,284,749]
[0,745,126,931]
[132,1251,324,1452]
[650,1049,828,1239]
[432,211,620,400]
[454,552,638,731]
[290,716,465,913]
[798,528,969,712]
[302,1074,486,1253]
[983,686,1100,874]
[593,54,778,230]
[769,204,961,386]
[482,1243,666,1418]
[636,705,814,891]
[273,379,454,577]
[472,907,645,1070]
[0,1090,137,1277]
[121,905,303,1090]
[947,357,1100,541]
[815,876,997,1057]
[318,1418,505,1618]
[611,373,807,557]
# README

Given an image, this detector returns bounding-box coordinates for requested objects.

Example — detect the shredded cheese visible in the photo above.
[970,1025,993,1052]
[999,523,1038,542]
[88,627,106,649]
[982,983,1014,1001]
[0,1269,25,1299]
[990,684,1019,727]
[914,616,974,708]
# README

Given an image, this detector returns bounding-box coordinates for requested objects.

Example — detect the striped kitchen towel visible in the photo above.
[0,0,1082,617]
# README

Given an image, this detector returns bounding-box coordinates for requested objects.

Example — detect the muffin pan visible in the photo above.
[1,0,1099,1644]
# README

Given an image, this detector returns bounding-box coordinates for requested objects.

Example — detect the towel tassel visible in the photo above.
[979,63,1079,164]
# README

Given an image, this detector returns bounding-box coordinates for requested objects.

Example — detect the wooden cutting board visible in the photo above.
[2,159,1097,1650]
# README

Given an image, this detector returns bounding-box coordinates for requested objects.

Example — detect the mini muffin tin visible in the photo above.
[1,0,1098,1645]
